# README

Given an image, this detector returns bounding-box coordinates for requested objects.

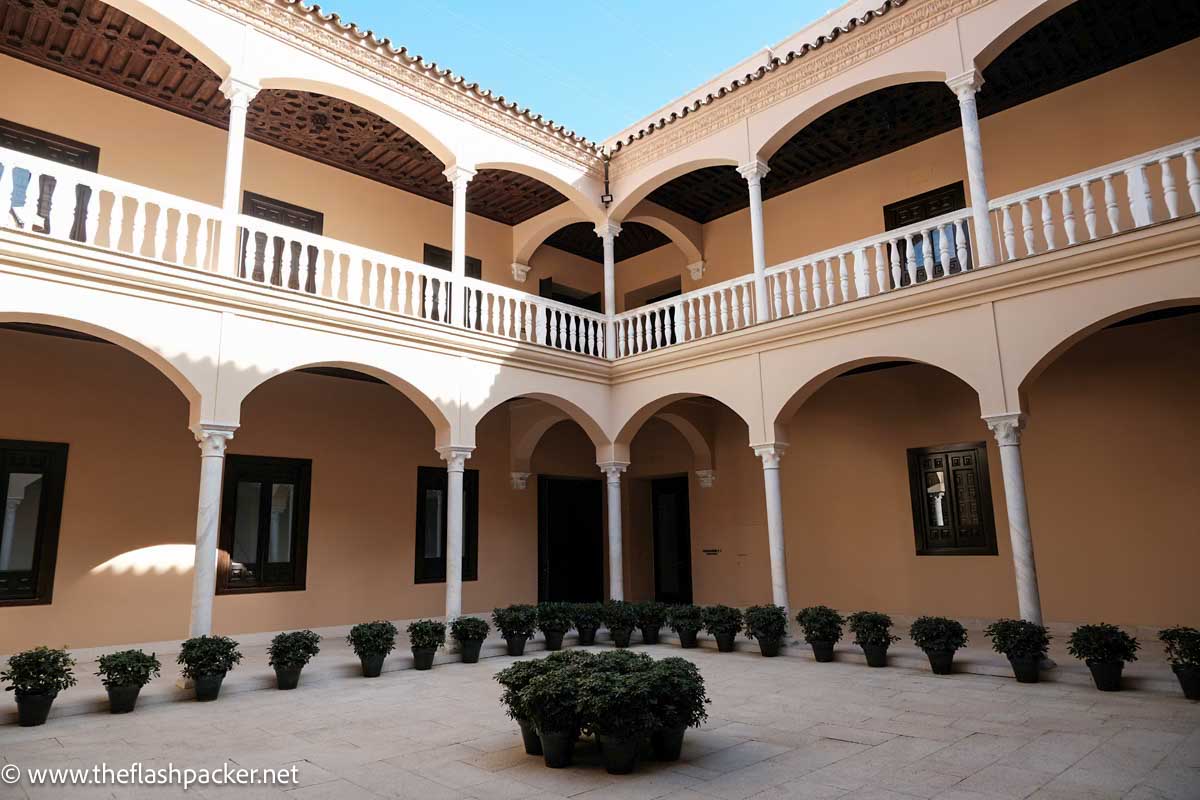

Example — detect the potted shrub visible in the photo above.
[1160,626,1200,700]
[909,617,968,675]
[1,646,76,726]
[645,657,709,761]
[520,664,586,768]
[577,670,657,774]
[536,602,573,651]
[984,618,1051,683]
[493,604,537,656]
[668,604,704,648]
[96,650,160,712]
[593,649,654,674]
[495,659,549,755]
[407,619,446,671]
[744,604,788,657]
[1068,623,1139,692]
[177,636,241,701]
[702,605,743,652]
[796,605,844,662]
[267,630,320,690]
[450,616,490,664]
[847,611,899,667]
[347,620,397,677]
[635,601,668,645]
[571,602,603,645]
[602,600,639,648]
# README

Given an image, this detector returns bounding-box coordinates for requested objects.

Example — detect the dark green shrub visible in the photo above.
[407,620,446,651]
[570,602,604,630]
[2,647,77,695]
[593,650,654,675]
[667,604,703,635]
[495,659,549,721]
[795,606,845,644]
[1160,626,1200,670]
[602,600,638,633]
[267,631,320,669]
[847,612,900,648]
[95,650,161,689]
[577,670,657,737]
[347,621,398,657]
[744,605,788,642]
[520,664,585,733]
[492,604,537,641]
[634,601,668,629]
[537,602,574,634]
[702,605,743,638]
[543,650,596,670]
[646,657,709,730]
[177,636,242,679]
[1068,623,1139,664]
[450,616,490,643]
[984,619,1051,659]
[909,617,968,652]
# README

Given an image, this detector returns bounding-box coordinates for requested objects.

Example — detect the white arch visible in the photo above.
[513,204,596,265]
[609,156,740,222]
[655,412,713,471]
[623,212,703,264]
[104,0,238,78]
[476,161,606,228]
[965,0,1076,73]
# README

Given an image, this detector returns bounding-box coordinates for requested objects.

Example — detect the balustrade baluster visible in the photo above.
[1159,157,1180,219]
[1019,200,1036,256]
[107,194,125,252]
[836,253,849,300]
[1001,205,1017,260]
[287,242,302,289]
[1102,175,1121,233]
[131,202,147,257]
[532,305,543,345]
[873,242,886,294]
[812,262,825,308]
[822,258,835,302]
[904,237,919,285]
[1081,180,1098,240]
[706,293,717,335]
[771,274,783,319]
[936,225,951,276]
[688,299,699,340]
[673,299,685,344]
[955,219,971,270]
[739,283,751,325]
[1184,150,1200,213]
[557,311,566,350]
[1060,188,1077,246]
[196,217,212,271]
[1125,164,1154,227]
[718,289,729,333]
[888,240,902,287]
[731,288,742,329]
[422,275,434,319]
[153,204,168,261]
[919,229,933,282]
[784,268,797,315]
[852,247,868,298]
[658,308,669,345]
[1039,194,1055,251]
[499,296,510,337]
[647,312,658,350]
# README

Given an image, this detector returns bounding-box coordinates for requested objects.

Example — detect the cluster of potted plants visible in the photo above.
[495,650,709,774]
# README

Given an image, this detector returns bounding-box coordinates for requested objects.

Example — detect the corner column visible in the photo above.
[595,223,621,358]
[217,77,259,276]
[189,424,236,637]
[599,461,628,600]
[753,444,790,613]
[439,446,474,622]
[738,160,772,323]
[985,413,1044,626]
[445,165,477,327]
[948,70,998,267]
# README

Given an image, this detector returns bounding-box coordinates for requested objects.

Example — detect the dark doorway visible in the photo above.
[537,476,604,602]
[651,476,693,604]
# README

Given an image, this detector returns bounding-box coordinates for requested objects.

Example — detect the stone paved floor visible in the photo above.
[1,644,1197,800]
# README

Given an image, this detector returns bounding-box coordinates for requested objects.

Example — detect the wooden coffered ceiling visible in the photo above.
[645,0,1200,223]
[542,221,671,264]
[0,0,569,226]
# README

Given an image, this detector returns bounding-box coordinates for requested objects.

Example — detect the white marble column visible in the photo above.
[753,444,791,612]
[985,413,1045,627]
[595,223,621,358]
[947,70,998,268]
[599,461,628,600]
[217,77,259,276]
[439,446,473,623]
[738,160,772,324]
[445,166,476,327]
[189,424,236,637]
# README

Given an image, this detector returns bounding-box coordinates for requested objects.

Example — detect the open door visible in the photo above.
[538,476,604,602]
[651,476,692,604]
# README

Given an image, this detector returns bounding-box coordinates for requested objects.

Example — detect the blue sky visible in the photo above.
[327,0,834,142]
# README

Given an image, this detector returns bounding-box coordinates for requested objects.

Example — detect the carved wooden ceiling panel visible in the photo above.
[543,221,671,263]
[646,0,1200,223]
[0,0,568,225]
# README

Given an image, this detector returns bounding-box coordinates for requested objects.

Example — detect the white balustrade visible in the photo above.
[460,275,607,357]
[989,136,1200,261]
[612,274,758,356]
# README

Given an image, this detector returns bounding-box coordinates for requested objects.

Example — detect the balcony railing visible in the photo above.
[1,138,1196,362]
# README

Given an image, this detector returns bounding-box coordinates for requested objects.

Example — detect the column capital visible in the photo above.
[437,446,474,471]
[192,424,237,457]
[985,413,1026,446]
[218,76,260,109]
[443,164,477,187]
[696,469,715,488]
[686,260,706,280]
[598,461,629,482]
[737,159,770,183]
[594,221,622,240]
[511,262,531,283]
[946,69,984,99]
[510,471,531,490]
[752,443,788,467]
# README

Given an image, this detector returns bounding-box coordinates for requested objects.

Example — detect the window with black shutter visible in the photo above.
[906,442,997,556]
[414,466,479,583]
[217,455,311,593]
[0,440,68,606]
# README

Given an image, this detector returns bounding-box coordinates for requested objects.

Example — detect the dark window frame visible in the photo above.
[414,465,479,584]
[0,118,100,172]
[906,441,998,556]
[423,243,482,279]
[217,455,312,594]
[242,191,325,235]
[0,440,69,607]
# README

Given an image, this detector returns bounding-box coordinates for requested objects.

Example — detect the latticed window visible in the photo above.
[906,442,997,556]
[218,455,311,592]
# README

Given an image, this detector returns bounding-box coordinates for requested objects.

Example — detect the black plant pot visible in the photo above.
[1008,654,1040,683]
[274,665,302,690]
[677,630,699,649]
[360,653,386,678]
[611,628,633,648]
[651,727,686,761]
[640,625,661,645]
[1173,666,1200,701]
[517,718,543,755]
[539,729,575,768]
[505,636,527,657]
[459,639,483,664]
[106,685,141,713]
[15,691,56,727]
[577,625,598,645]
[543,630,565,651]
[810,641,835,662]
[861,644,889,668]
[758,638,782,657]
[412,647,436,671]
[1087,660,1124,692]
[597,733,641,774]
[714,632,736,652]
[925,649,955,675]
[193,672,225,702]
